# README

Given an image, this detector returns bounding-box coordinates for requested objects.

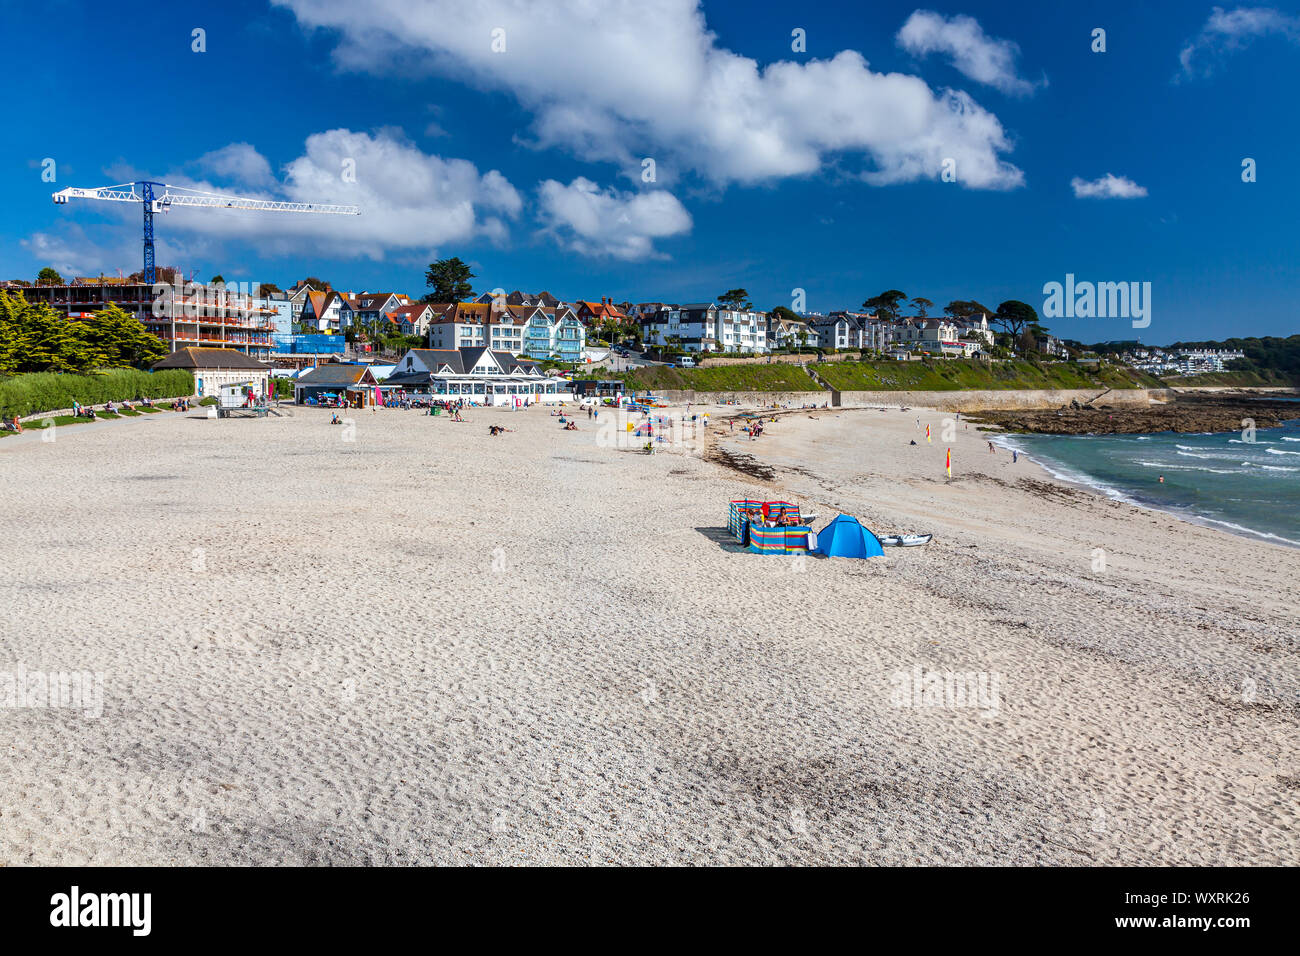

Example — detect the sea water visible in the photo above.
[998,411,1300,547]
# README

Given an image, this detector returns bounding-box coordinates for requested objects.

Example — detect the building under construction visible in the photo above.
[13,278,275,360]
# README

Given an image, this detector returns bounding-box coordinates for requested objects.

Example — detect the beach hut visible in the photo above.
[813,515,884,559]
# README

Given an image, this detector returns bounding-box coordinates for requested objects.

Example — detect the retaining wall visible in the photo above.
[647,387,1174,410]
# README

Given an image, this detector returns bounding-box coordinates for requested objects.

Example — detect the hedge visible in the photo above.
[0,368,195,418]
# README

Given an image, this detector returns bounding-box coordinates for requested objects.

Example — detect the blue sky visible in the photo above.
[3,0,1298,343]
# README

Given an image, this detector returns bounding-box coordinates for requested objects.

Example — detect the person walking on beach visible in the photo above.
[1012,450,1018,463]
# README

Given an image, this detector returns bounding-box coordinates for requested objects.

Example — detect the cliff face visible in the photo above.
[965,392,1300,434]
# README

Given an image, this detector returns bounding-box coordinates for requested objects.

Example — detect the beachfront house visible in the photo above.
[952,313,995,347]
[425,302,492,350]
[152,346,271,399]
[293,362,380,405]
[574,298,627,327]
[810,313,852,350]
[340,292,411,332]
[522,306,586,362]
[384,347,573,405]
[475,290,565,309]
[384,303,437,337]
[717,306,769,353]
[897,318,963,355]
[637,302,768,354]
[638,304,714,352]
[298,290,344,332]
[810,311,890,351]
[769,316,819,350]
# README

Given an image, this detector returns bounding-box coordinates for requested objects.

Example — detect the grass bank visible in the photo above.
[813,359,1162,391]
[0,368,195,418]
[600,363,822,392]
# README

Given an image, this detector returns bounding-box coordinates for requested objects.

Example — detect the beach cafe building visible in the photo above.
[293,363,380,406]
[572,379,626,403]
[383,347,574,405]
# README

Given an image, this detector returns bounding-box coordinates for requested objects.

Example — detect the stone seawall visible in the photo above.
[646,387,1173,410]
[838,388,1174,411]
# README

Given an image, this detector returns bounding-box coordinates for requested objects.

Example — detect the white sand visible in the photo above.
[0,401,1295,865]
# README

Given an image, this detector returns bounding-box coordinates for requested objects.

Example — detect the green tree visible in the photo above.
[0,292,165,374]
[943,299,993,319]
[994,300,1039,340]
[911,297,934,319]
[80,305,168,367]
[36,267,64,286]
[718,288,753,310]
[862,290,907,321]
[299,276,331,292]
[209,274,225,285]
[422,257,475,304]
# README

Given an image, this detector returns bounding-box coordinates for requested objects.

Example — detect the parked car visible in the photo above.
[675,356,696,368]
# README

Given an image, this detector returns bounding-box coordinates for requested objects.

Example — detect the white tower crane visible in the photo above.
[52,181,360,283]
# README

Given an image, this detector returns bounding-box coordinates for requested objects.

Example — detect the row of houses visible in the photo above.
[285,283,1009,360]
[1123,346,1245,376]
[632,303,1004,358]
[282,285,590,363]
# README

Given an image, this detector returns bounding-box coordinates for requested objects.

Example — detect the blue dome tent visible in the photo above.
[813,515,885,559]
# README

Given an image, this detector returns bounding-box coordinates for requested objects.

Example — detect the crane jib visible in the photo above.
[50,180,359,283]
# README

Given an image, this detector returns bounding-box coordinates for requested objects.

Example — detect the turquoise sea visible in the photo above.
[999,405,1300,547]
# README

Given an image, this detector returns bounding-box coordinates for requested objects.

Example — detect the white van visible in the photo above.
[675,356,696,368]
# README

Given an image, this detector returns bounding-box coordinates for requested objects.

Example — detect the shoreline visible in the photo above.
[989,431,1300,550]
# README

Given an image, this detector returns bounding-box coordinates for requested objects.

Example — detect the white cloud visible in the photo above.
[1178,6,1300,79]
[20,225,118,277]
[537,179,692,260]
[275,0,1024,190]
[196,143,276,188]
[896,10,1039,96]
[39,129,523,265]
[1070,174,1148,199]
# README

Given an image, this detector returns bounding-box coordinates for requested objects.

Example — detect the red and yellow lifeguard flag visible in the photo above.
[926,424,931,443]
[946,447,952,477]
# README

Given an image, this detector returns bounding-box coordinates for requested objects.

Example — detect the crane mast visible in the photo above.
[51,181,360,283]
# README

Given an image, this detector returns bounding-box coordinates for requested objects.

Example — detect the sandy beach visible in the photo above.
[1,401,1296,865]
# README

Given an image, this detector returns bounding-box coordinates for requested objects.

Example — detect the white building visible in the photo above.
[386,347,574,404]
[639,302,770,353]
